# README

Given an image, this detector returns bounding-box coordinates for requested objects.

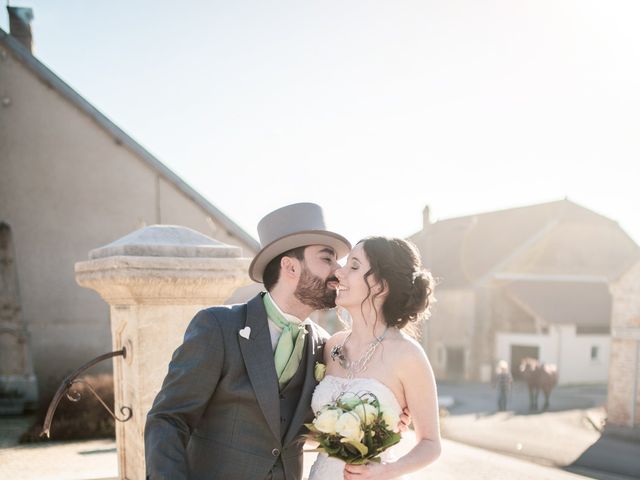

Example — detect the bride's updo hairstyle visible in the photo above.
[359,236,434,331]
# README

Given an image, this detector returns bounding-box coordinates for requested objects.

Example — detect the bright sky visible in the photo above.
[3,1,639,247]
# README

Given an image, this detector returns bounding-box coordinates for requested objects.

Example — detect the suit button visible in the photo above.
[272,448,280,457]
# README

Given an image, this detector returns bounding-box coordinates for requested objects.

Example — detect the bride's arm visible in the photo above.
[344,341,441,480]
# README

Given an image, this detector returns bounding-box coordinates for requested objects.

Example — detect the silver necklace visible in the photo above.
[330,327,389,379]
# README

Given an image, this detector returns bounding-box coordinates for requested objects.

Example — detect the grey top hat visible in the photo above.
[249,203,351,283]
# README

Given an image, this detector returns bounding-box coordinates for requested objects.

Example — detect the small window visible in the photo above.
[591,346,599,361]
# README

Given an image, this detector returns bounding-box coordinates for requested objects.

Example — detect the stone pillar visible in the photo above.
[75,225,252,480]
[608,259,640,433]
[0,222,38,414]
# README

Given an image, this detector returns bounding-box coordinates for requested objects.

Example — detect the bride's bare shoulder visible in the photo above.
[388,331,429,363]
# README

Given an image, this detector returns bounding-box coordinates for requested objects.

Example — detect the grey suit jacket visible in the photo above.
[145,293,328,480]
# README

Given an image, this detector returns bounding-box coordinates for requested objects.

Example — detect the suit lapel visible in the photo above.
[283,322,323,445]
[239,294,280,440]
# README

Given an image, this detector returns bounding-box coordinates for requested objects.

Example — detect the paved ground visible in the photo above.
[442,408,605,466]
[0,432,601,480]
[405,439,597,480]
[0,415,34,448]
[437,381,609,416]
[0,438,117,480]
[2,382,638,479]
[438,382,640,479]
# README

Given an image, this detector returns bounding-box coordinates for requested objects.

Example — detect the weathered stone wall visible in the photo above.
[608,260,640,428]
[0,222,38,412]
[0,45,258,399]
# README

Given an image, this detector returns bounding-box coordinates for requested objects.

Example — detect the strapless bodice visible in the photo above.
[311,375,402,415]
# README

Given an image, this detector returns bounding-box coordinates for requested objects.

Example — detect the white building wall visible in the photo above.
[496,325,609,385]
[559,329,609,384]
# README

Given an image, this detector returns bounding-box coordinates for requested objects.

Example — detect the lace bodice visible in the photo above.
[307,375,405,480]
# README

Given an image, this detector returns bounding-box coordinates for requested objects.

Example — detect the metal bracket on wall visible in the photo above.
[40,348,131,438]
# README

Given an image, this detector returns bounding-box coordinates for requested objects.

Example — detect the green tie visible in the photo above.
[263,294,307,390]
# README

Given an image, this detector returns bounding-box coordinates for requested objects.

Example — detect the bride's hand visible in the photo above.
[344,462,389,480]
[398,407,411,432]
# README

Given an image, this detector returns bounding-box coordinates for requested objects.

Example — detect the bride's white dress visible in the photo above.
[307,375,406,480]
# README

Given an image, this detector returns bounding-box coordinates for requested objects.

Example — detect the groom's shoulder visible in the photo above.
[182,304,245,341]
[196,293,265,333]
[200,302,247,325]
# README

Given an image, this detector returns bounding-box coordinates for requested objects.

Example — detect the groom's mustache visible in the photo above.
[325,275,338,287]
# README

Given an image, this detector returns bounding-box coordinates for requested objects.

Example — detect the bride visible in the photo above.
[308,237,441,480]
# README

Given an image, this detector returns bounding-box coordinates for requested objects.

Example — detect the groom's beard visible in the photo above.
[294,267,337,310]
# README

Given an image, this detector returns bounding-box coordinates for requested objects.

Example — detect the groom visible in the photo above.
[145,203,352,480]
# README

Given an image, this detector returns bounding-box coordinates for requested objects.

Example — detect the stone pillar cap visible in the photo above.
[89,225,241,259]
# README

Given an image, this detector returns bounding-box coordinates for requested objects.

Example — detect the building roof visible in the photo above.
[0,28,259,253]
[504,277,611,332]
[410,199,639,289]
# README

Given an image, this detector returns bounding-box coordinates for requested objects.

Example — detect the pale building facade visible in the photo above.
[0,25,259,401]
[410,200,638,384]
[495,325,610,385]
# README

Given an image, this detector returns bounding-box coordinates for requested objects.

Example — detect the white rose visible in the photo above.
[335,411,364,442]
[353,402,378,425]
[381,406,400,433]
[313,407,341,434]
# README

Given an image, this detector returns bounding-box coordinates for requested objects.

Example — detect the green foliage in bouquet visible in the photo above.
[305,391,402,465]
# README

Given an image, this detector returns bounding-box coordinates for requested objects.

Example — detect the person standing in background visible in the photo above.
[494,360,513,412]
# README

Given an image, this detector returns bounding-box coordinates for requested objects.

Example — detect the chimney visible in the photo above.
[422,205,431,230]
[7,6,34,53]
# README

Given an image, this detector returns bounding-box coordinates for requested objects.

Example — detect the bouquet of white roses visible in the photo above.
[304,391,402,465]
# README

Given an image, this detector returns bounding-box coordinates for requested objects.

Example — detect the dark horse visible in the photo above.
[519,358,558,412]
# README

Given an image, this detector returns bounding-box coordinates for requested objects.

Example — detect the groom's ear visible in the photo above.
[281,255,301,280]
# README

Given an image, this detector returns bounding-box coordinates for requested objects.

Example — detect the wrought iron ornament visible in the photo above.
[41,347,131,438]
[66,379,132,422]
